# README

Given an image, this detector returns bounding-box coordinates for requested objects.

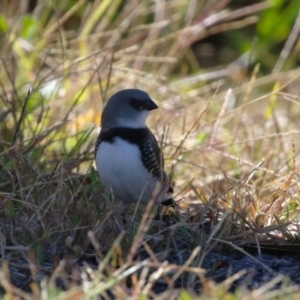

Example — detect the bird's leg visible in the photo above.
[120,202,129,214]
[154,203,162,220]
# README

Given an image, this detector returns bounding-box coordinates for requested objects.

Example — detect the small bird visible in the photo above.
[95,89,173,213]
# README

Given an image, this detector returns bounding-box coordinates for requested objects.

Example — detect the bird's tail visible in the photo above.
[161,198,177,208]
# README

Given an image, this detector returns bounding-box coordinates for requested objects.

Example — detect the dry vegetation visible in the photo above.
[0,0,300,299]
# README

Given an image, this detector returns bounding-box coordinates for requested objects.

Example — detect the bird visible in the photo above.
[95,89,173,213]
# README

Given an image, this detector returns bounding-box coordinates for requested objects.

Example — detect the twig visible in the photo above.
[12,87,32,145]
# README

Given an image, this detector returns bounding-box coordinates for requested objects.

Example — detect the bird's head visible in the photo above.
[101,89,158,129]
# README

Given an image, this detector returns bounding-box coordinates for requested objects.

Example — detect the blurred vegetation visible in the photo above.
[1,0,300,298]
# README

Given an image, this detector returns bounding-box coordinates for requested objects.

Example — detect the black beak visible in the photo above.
[145,98,158,111]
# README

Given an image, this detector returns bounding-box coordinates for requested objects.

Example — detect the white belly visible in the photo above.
[96,138,162,204]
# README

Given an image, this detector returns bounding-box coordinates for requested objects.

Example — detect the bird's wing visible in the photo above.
[147,128,164,169]
[140,128,167,182]
[147,129,173,193]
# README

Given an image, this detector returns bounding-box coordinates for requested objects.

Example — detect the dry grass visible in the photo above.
[0,0,300,299]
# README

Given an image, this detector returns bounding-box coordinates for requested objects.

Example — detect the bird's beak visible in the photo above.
[145,98,158,111]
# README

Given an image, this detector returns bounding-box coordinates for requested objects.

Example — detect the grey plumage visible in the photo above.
[95,89,173,212]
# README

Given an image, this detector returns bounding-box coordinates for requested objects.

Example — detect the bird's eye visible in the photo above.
[129,98,145,110]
